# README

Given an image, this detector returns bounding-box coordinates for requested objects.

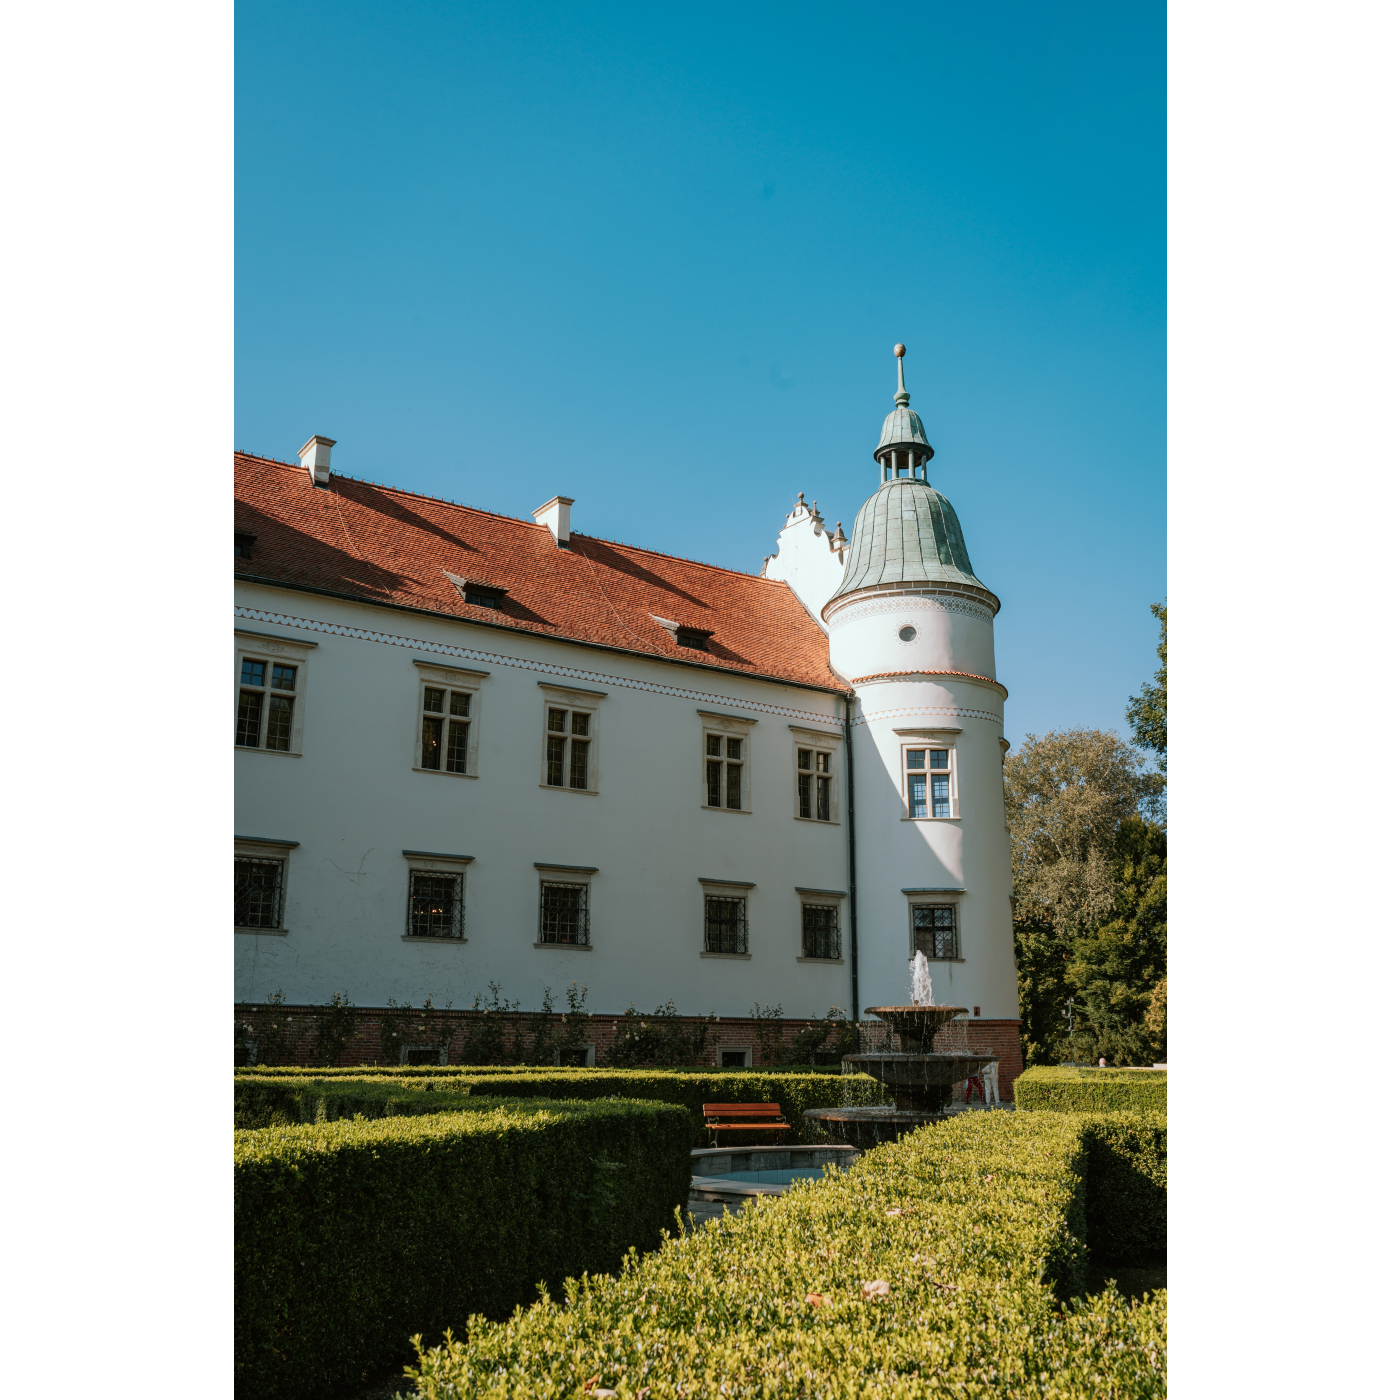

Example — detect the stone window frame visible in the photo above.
[794,886,845,963]
[401,849,474,944]
[893,727,961,821]
[411,660,488,779]
[716,1046,753,1068]
[790,725,842,825]
[234,630,317,757]
[234,835,299,935]
[534,862,598,950]
[697,710,757,815]
[902,886,967,963]
[539,683,607,796]
[698,876,755,959]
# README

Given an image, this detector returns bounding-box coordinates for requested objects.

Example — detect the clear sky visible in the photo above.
[237,0,1164,748]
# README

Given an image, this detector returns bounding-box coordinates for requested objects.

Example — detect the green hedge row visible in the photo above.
[1084,1113,1168,1261]
[235,1062,846,1076]
[404,1112,1166,1399]
[233,1068,888,1145]
[235,1098,692,1400]
[1015,1065,1168,1114]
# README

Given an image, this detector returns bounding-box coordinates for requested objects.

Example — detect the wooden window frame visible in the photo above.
[539,684,605,795]
[698,711,757,815]
[790,726,842,825]
[234,631,316,757]
[412,661,487,779]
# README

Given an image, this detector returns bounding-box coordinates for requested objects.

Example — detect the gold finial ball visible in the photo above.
[894,343,906,357]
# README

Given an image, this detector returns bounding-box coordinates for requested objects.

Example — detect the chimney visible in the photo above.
[299,435,336,486]
[532,495,574,546]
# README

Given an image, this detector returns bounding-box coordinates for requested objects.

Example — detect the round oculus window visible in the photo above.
[898,625,917,642]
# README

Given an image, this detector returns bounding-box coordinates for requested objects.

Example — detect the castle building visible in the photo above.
[233,347,1021,1075]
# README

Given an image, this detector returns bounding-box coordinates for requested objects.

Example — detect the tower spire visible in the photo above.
[894,342,909,407]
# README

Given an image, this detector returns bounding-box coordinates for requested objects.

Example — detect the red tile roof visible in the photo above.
[234,453,845,692]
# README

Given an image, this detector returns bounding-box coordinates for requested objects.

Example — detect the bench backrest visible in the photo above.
[702,1102,783,1118]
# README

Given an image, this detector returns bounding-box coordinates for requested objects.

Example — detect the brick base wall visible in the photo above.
[234,1002,1024,1090]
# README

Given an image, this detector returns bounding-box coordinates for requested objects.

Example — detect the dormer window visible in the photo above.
[235,532,256,560]
[446,573,508,610]
[651,615,714,651]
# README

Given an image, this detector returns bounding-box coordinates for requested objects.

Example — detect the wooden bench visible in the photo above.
[702,1102,790,1147]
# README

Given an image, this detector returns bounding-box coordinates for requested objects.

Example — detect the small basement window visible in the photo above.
[235,532,256,559]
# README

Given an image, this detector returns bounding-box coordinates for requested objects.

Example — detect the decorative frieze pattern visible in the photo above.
[234,605,846,732]
[829,593,994,627]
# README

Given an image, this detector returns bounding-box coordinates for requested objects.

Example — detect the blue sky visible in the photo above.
[237,0,1164,748]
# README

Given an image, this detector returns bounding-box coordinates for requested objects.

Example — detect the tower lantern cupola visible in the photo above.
[875,344,933,484]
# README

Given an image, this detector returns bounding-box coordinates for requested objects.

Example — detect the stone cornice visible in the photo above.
[822,579,1001,623]
[850,669,1009,700]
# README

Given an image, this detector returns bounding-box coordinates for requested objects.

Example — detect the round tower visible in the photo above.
[823,346,1019,1037]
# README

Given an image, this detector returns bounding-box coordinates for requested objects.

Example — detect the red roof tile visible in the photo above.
[234,453,845,692]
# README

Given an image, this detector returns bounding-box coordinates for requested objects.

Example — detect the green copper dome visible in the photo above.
[829,477,995,605]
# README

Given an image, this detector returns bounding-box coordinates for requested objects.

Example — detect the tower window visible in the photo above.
[912,903,958,960]
[905,748,951,819]
[896,451,909,478]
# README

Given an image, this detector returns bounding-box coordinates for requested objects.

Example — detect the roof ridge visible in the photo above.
[233,451,775,580]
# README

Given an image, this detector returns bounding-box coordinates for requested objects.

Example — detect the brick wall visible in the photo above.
[234,1002,1024,1090]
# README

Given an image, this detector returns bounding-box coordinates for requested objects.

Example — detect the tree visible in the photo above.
[1065,816,1167,1065]
[1126,603,1166,770]
[1004,728,1162,1065]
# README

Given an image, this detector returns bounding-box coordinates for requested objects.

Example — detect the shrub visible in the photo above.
[311,990,357,1066]
[1084,1112,1167,1261]
[235,1098,692,1400]
[1015,1064,1167,1114]
[404,1112,1166,1399]
[233,1068,887,1144]
[605,1000,718,1066]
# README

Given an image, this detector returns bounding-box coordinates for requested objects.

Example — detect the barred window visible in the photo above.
[905,748,950,819]
[797,747,835,821]
[545,706,593,791]
[421,686,471,773]
[540,881,589,945]
[236,656,298,751]
[235,858,284,929]
[912,904,958,960]
[705,734,744,810]
[704,895,748,954]
[406,871,464,939]
[801,903,841,959]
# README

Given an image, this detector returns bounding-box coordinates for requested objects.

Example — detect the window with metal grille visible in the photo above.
[421,686,471,773]
[235,857,284,928]
[797,748,835,821]
[704,895,748,954]
[236,657,297,751]
[545,707,592,790]
[406,871,464,939]
[801,903,841,959]
[912,904,959,959]
[905,748,950,819]
[539,881,589,944]
[705,734,743,809]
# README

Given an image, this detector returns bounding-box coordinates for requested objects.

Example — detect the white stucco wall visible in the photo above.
[234,582,855,1022]
[760,496,847,631]
[848,675,1018,1019]
[826,592,997,685]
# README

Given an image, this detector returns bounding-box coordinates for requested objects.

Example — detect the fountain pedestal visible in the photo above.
[805,1005,999,1147]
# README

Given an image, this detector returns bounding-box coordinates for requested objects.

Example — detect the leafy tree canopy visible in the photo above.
[1126,602,1166,766]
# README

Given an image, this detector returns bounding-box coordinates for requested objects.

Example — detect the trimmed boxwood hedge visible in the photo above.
[235,1098,692,1400]
[404,1112,1166,1399]
[1083,1112,1167,1261]
[1015,1065,1167,1114]
[233,1068,888,1145]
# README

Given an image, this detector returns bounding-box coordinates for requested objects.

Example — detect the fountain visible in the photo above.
[804,953,1001,1147]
